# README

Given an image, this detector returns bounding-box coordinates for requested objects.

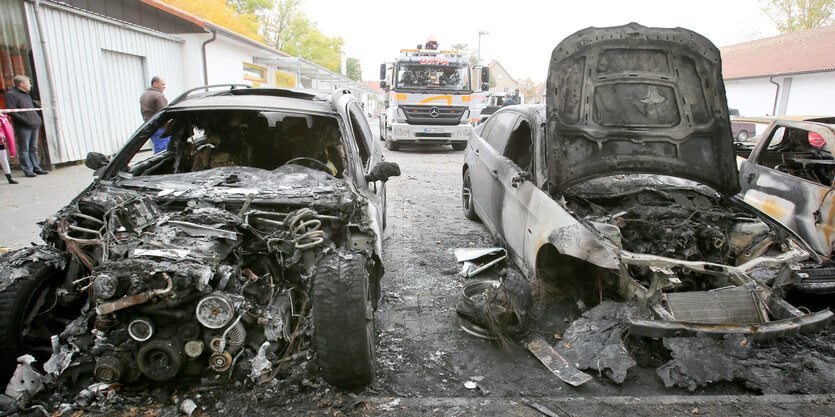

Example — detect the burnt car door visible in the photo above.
[469,111,519,235]
[495,111,539,263]
[739,121,835,256]
[346,102,386,232]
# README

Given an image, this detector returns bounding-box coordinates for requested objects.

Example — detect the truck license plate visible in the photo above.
[424,128,443,133]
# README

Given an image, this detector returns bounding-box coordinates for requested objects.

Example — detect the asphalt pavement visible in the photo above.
[0,163,92,250]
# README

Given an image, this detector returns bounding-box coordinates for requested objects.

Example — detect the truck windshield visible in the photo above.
[395,63,470,92]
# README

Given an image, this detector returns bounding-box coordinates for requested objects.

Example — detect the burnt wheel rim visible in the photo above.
[462,173,473,212]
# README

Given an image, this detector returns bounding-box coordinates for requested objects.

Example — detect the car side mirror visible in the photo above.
[85,152,109,171]
[366,161,401,183]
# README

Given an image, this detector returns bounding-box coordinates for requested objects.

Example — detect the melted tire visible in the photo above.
[0,264,57,379]
[313,253,375,388]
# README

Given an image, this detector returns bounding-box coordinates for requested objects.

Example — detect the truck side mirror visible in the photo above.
[482,68,490,83]
[379,80,386,89]
[379,63,386,80]
[482,82,489,91]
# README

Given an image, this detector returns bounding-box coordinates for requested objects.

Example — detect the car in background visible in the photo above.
[0,85,400,390]
[738,118,835,292]
[461,23,830,340]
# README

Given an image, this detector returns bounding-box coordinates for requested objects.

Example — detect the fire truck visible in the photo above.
[379,49,489,151]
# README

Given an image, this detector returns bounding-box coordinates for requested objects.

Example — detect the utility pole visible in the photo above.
[477,31,489,64]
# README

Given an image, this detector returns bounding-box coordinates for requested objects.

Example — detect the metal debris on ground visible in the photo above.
[453,247,507,277]
[558,301,646,383]
[657,331,835,393]
[524,333,592,387]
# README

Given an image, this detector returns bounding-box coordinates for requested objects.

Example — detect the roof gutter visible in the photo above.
[769,76,780,116]
[202,29,217,85]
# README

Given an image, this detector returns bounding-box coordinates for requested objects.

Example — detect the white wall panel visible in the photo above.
[28,2,184,163]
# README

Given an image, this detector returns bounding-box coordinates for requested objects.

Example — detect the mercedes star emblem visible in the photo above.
[429,107,440,117]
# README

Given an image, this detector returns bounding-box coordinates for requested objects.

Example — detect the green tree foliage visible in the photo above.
[346,57,361,81]
[259,0,346,73]
[761,0,835,32]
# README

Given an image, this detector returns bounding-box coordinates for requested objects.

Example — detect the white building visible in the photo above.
[721,24,835,117]
[0,0,375,165]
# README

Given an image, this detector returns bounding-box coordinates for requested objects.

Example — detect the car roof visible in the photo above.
[168,87,340,116]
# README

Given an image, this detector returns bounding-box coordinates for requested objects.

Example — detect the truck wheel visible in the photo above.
[737,130,749,141]
[313,253,375,388]
[0,263,62,379]
[385,138,400,151]
[452,142,467,151]
[462,168,479,221]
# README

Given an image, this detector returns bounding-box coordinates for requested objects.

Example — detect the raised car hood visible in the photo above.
[546,23,739,196]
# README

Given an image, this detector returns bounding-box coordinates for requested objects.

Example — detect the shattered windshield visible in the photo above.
[395,63,470,91]
[126,109,347,178]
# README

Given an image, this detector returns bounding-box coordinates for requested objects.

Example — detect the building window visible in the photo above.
[243,63,266,86]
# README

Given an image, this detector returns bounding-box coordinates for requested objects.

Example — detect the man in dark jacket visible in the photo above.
[501,92,517,107]
[139,76,170,153]
[5,75,47,177]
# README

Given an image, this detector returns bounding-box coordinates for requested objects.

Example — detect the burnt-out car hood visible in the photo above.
[546,23,739,196]
[112,165,355,210]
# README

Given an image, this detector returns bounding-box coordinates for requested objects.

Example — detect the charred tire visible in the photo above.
[313,253,375,388]
[462,169,479,221]
[0,264,60,379]
[451,142,467,151]
[737,130,749,141]
[385,138,400,151]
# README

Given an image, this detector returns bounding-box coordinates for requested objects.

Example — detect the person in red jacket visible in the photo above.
[0,112,18,184]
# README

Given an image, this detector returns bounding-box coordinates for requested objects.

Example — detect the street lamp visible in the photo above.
[477,31,489,64]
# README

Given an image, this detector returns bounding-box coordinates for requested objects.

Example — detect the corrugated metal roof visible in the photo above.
[720,24,835,80]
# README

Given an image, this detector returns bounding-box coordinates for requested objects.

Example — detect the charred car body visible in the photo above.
[461,23,832,340]
[0,86,399,392]
[738,118,835,292]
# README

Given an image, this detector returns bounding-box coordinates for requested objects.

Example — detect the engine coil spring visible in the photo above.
[286,208,324,249]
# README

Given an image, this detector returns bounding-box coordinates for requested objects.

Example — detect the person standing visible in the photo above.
[0,112,18,184]
[139,76,169,153]
[5,75,48,177]
[501,92,517,107]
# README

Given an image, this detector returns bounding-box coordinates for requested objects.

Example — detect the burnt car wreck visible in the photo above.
[0,87,399,407]
[461,23,832,344]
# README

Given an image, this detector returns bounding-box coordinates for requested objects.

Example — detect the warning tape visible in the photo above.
[0,108,43,113]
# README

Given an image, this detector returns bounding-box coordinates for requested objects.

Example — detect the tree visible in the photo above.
[517,78,539,104]
[761,0,835,32]
[450,43,478,67]
[227,0,273,14]
[162,0,263,41]
[259,0,345,72]
[346,57,361,81]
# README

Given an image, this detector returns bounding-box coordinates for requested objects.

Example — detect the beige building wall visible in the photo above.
[488,61,519,93]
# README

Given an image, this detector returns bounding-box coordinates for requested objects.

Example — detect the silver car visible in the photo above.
[461,23,831,339]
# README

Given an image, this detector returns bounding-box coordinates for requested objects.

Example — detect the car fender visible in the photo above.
[524,188,620,274]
